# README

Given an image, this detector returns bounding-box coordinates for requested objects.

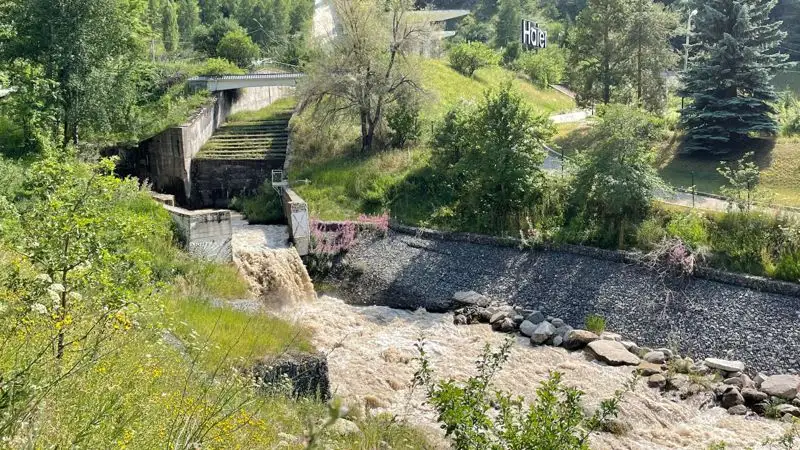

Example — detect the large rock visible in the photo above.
[588,340,641,366]
[637,362,663,376]
[452,291,490,308]
[720,386,744,408]
[776,404,800,417]
[727,405,747,415]
[562,330,599,350]
[704,358,745,373]
[253,351,331,400]
[742,388,768,405]
[530,321,556,345]
[644,351,666,364]
[648,374,667,389]
[519,320,537,337]
[760,375,800,399]
[525,311,545,325]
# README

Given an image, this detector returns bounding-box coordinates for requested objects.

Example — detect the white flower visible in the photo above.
[48,283,65,293]
[35,274,52,284]
[67,291,83,302]
[30,303,47,315]
[48,290,60,306]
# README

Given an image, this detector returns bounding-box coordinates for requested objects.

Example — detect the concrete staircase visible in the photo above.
[197,118,290,161]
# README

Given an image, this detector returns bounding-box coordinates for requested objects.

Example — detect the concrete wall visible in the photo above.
[164,205,233,262]
[140,85,293,204]
[283,188,310,256]
[191,158,285,208]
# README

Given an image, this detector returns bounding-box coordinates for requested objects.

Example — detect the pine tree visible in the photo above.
[162,0,179,52]
[627,0,678,112]
[177,0,200,42]
[680,0,788,155]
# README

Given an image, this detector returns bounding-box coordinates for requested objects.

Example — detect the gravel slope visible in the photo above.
[332,232,800,374]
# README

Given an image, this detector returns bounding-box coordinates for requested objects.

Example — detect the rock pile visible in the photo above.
[451,290,800,422]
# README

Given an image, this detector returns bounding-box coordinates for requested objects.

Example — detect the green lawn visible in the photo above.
[226,96,296,123]
[290,57,576,221]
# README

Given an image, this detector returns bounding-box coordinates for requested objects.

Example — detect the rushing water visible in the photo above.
[231,223,789,449]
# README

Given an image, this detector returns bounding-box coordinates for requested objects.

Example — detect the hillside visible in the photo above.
[290,58,576,221]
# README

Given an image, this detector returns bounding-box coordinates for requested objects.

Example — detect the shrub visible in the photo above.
[585,314,606,334]
[636,217,667,250]
[666,212,709,248]
[232,184,285,225]
[386,95,421,148]
[197,57,246,77]
[773,251,800,283]
[708,211,779,275]
[515,46,567,89]
[216,29,260,69]
[448,42,501,77]
[192,18,243,56]
[413,339,631,450]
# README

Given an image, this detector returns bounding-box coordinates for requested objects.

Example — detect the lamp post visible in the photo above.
[681,9,698,110]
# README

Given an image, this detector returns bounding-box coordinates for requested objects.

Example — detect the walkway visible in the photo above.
[187,73,304,92]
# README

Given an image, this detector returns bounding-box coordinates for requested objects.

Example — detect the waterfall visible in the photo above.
[236,248,316,306]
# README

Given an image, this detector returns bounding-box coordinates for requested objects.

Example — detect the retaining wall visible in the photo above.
[191,158,285,208]
[164,205,233,262]
[137,86,293,204]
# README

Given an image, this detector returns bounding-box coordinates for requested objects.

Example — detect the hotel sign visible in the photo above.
[521,20,547,49]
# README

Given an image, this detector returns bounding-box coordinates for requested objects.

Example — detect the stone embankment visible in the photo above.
[331,231,800,374]
[451,290,800,421]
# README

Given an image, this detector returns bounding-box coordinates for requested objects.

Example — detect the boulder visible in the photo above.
[760,375,800,400]
[703,358,745,373]
[490,311,509,324]
[530,321,556,345]
[656,348,674,359]
[741,388,768,405]
[562,330,599,350]
[552,335,563,347]
[493,317,516,333]
[723,377,744,389]
[637,362,663,376]
[452,291,490,308]
[476,308,493,323]
[621,341,640,353]
[526,311,545,325]
[727,405,747,415]
[793,396,800,408]
[752,402,769,416]
[648,374,667,389]
[555,325,574,338]
[754,373,767,388]
[644,351,667,364]
[453,315,468,325]
[776,404,800,417]
[519,320,537,337]
[587,340,641,366]
[551,318,565,327]
[600,332,622,341]
[513,315,525,325]
[720,387,744,408]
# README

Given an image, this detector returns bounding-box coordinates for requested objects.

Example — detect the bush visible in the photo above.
[709,211,780,275]
[196,57,246,77]
[515,46,567,89]
[585,314,606,334]
[192,18,244,56]
[773,251,800,283]
[216,29,261,69]
[636,217,667,250]
[413,339,630,449]
[386,94,421,148]
[666,212,709,248]
[232,184,285,225]
[448,42,501,77]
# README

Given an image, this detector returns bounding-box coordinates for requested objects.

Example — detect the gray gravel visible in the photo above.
[330,232,800,374]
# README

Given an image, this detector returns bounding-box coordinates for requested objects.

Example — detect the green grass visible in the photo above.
[774,71,800,96]
[226,96,297,123]
[420,59,575,119]
[291,58,576,220]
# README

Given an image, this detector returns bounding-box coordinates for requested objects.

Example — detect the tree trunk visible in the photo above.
[360,110,369,152]
[617,217,625,249]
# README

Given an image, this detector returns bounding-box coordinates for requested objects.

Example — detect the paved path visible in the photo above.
[550,109,591,124]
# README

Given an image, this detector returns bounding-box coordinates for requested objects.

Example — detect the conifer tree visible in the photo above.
[680,0,788,155]
[495,0,521,48]
[162,0,179,52]
[177,0,200,43]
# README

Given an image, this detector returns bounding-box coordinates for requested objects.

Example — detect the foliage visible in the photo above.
[585,314,606,334]
[709,211,781,274]
[300,0,427,152]
[568,0,677,111]
[516,46,567,88]
[717,152,763,212]
[778,91,800,136]
[163,0,180,52]
[494,0,521,48]
[449,42,501,77]
[569,104,663,248]
[1,0,148,146]
[636,216,667,250]
[198,57,247,76]
[666,211,709,248]
[177,0,201,42]
[680,0,788,155]
[432,84,555,234]
[216,28,260,68]
[455,14,494,44]
[192,18,244,56]
[231,183,286,225]
[386,92,422,148]
[413,339,630,450]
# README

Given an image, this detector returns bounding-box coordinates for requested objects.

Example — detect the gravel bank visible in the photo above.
[331,232,800,374]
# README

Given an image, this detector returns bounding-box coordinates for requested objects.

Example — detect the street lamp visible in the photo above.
[681,9,698,109]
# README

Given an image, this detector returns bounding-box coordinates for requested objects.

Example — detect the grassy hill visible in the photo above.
[290,58,576,221]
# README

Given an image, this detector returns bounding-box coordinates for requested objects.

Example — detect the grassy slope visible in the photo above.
[291,58,576,220]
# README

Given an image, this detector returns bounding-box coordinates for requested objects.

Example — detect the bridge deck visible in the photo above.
[188,73,304,91]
